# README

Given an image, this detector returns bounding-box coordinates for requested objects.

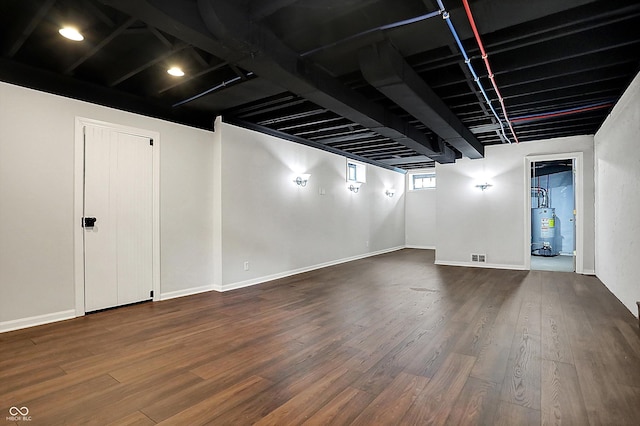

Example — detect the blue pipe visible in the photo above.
[301,10,442,57]
[436,0,510,143]
[173,72,255,108]
[300,0,511,143]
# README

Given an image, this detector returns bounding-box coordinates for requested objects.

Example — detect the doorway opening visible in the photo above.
[530,159,576,272]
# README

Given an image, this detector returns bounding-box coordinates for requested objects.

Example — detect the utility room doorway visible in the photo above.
[530,159,576,272]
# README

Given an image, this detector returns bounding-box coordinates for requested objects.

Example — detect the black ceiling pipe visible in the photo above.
[359,41,484,159]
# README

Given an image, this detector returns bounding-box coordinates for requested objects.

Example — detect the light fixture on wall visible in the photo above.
[348,182,362,193]
[385,188,396,197]
[293,173,311,187]
[475,182,493,191]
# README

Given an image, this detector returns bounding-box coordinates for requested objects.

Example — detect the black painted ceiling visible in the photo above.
[1,0,638,170]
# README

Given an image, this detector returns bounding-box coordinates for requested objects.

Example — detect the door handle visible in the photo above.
[83,217,97,228]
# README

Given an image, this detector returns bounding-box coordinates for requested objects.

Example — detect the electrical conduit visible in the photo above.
[461,0,519,143]
[435,0,511,143]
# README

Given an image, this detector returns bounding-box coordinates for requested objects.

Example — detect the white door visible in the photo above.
[83,125,153,312]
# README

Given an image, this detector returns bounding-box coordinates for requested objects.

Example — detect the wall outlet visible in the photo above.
[365,240,369,247]
[243,261,249,271]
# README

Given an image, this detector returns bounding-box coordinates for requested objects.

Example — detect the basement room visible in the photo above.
[1,0,639,424]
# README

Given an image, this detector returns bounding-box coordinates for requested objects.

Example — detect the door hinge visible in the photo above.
[149,139,153,146]
[150,290,154,298]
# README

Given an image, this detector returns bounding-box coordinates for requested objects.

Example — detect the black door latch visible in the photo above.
[83,217,97,228]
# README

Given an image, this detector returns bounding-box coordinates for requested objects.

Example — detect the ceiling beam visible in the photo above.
[65,17,138,75]
[197,0,455,163]
[6,0,56,58]
[249,0,302,21]
[109,42,189,87]
[359,41,484,159]
[378,155,433,166]
[222,116,407,174]
[99,0,242,62]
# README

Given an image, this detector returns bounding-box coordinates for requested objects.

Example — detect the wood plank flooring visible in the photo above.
[1,249,639,425]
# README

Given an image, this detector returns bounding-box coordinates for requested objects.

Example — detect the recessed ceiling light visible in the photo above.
[167,67,185,77]
[59,27,84,41]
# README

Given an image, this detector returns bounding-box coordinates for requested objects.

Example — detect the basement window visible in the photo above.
[346,160,366,183]
[411,172,436,190]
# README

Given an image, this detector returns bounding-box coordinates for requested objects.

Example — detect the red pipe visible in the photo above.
[462,0,520,143]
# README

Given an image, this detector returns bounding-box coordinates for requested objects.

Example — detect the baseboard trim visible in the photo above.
[221,246,405,292]
[405,245,436,250]
[160,285,216,301]
[582,269,596,276]
[0,309,76,333]
[434,260,527,271]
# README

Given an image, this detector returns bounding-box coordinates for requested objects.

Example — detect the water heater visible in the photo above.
[531,208,559,256]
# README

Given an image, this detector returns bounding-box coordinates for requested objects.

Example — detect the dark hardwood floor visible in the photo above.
[2,249,639,425]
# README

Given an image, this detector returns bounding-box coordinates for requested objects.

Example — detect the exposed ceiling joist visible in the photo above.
[378,155,434,166]
[359,41,484,159]
[2,0,637,171]
[222,116,407,174]
[99,0,242,62]
[65,17,138,75]
[5,0,55,58]
[197,0,455,163]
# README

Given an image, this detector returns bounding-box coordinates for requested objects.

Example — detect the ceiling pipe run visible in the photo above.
[435,0,511,144]
[461,0,520,143]
[511,100,614,124]
[359,41,484,159]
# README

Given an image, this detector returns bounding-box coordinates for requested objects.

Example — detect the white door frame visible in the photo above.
[524,152,584,273]
[74,117,160,316]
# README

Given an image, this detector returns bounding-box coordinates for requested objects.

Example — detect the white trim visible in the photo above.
[524,152,584,274]
[582,269,596,276]
[219,246,405,292]
[0,310,76,333]
[434,260,527,271]
[160,285,215,301]
[74,117,161,317]
[405,245,436,250]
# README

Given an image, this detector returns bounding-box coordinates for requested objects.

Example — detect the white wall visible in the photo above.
[0,82,407,330]
[215,121,406,290]
[0,82,215,329]
[594,71,640,317]
[435,136,595,271]
[405,169,437,249]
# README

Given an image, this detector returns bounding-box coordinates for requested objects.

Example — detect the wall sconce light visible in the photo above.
[475,182,493,191]
[385,188,396,197]
[293,174,311,187]
[348,182,362,193]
